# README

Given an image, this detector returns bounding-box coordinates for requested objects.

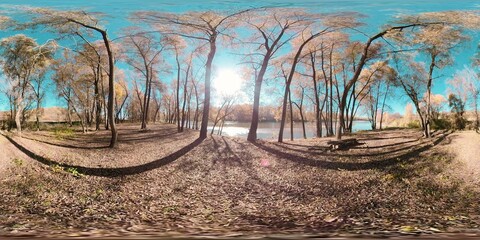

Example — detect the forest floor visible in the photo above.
[0,123,479,239]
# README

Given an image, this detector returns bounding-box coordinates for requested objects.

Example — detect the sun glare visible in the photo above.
[213,68,243,95]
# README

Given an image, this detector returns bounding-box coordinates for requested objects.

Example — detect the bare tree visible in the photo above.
[277,13,361,142]
[299,32,348,137]
[134,9,251,139]
[291,79,308,139]
[242,8,317,142]
[114,70,130,124]
[0,34,54,135]
[332,19,461,140]
[386,11,480,137]
[25,8,119,147]
[393,54,428,130]
[210,94,235,135]
[30,68,49,131]
[121,30,166,129]
[448,67,480,131]
[362,61,397,130]
[52,50,90,132]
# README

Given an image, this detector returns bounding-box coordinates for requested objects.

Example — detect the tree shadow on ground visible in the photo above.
[20,135,109,150]
[21,127,180,149]
[253,132,450,171]
[271,138,423,159]
[353,138,420,149]
[4,134,203,177]
[70,128,179,144]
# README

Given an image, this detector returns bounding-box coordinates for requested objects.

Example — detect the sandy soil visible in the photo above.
[444,131,480,187]
[0,130,31,174]
[0,124,478,238]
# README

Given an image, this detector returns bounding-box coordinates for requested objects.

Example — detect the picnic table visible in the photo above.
[327,138,362,150]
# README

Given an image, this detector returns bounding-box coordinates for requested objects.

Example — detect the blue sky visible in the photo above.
[0,0,479,114]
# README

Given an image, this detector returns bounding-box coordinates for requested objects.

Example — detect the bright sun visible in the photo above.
[213,68,243,95]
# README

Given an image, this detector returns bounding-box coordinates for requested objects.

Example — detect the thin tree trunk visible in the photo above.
[310,52,322,138]
[424,54,436,138]
[95,62,102,131]
[15,99,23,136]
[288,89,294,141]
[199,39,216,140]
[293,100,306,139]
[98,30,117,147]
[278,33,320,142]
[329,46,334,136]
[474,92,479,132]
[181,62,190,132]
[379,83,390,130]
[175,52,181,132]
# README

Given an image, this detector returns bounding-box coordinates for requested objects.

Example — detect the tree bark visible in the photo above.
[181,61,191,132]
[99,31,118,147]
[247,52,272,142]
[199,37,216,140]
[175,51,181,132]
[95,61,102,131]
[288,89,294,141]
[14,98,23,136]
[310,52,322,138]
[278,32,321,142]
[379,83,390,130]
[424,54,436,138]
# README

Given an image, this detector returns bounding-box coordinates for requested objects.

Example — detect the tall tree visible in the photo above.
[242,8,318,142]
[333,17,465,140]
[25,8,119,147]
[134,9,249,139]
[300,31,348,137]
[448,67,480,131]
[0,34,54,135]
[393,54,429,131]
[52,50,91,133]
[121,30,166,129]
[278,13,361,142]
[163,35,188,132]
[387,11,480,137]
[30,66,49,131]
[362,61,397,130]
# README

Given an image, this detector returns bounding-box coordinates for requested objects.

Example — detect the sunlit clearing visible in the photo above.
[213,68,243,95]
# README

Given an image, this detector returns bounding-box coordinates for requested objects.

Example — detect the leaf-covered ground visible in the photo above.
[0,124,479,238]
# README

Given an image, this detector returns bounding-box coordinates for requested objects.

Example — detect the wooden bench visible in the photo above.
[327,138,362,150]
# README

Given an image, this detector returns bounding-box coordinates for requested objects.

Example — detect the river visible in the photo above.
[208,121,372,140]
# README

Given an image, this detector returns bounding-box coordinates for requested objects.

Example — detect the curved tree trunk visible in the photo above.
[247,56,271,142]
[100,31,118,148]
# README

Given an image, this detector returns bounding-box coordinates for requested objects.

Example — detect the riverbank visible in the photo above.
[0,123,479,238]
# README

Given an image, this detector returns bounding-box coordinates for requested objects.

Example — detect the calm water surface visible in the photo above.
[208,121,371,140]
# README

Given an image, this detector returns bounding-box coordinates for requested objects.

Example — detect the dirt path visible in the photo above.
[0,132,20,173]
[445,131,480,187]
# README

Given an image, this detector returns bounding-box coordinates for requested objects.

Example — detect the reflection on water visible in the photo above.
[208,121,371,140]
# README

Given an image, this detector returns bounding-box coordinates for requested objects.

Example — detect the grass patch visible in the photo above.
[12,158,24,167]
[383,126,406,130]
[50,164,64,173]
[50,164,83,178]
[51,127,75,140]
[65,167,83,178]
[407,120,421,129]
